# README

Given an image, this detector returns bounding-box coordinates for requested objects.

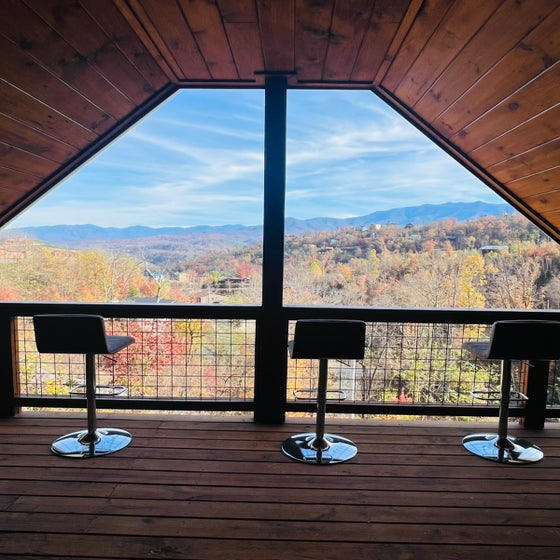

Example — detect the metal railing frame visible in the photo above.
[1,301,560,427]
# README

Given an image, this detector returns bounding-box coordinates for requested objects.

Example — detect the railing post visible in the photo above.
[521,359,549,429]
[254,76,288,423]
[0,314,18,417]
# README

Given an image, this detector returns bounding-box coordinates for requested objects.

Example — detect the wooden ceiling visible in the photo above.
[1,0,559,239]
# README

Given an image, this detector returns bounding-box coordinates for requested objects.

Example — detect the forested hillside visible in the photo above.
[179,213,560,309]
[2,213,559,309]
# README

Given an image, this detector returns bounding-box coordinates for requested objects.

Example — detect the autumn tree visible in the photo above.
[485,251,541,308]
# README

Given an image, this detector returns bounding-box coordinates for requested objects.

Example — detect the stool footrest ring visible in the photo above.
[293,388,347,401]
[470,389,528,403]
[70,384,127,397]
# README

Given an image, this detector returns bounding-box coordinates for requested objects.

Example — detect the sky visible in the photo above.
[8,89,504,229]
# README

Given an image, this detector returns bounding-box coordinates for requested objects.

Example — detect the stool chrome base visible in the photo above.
[462,433,543,464]
[51,428,132,458]
[281,433,358,465]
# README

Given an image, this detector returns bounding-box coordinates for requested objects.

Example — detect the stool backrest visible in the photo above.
[291,320,366,360]
[33,314,111,355]
[486,320,560,360]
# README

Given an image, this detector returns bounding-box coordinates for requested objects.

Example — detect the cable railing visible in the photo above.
[1,302,559,423]
[288,322,492,406]
[17,316,256,403]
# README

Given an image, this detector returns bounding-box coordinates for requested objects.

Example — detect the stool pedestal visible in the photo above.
[282,358,357,465]
[50,353,132,459]
[463,356,543,464]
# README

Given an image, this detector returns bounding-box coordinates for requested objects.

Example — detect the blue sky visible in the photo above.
[9,89,504,229]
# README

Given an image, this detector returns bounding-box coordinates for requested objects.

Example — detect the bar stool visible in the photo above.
[282,319,366,465]
[462,319,560,464]
[33,314,135,458]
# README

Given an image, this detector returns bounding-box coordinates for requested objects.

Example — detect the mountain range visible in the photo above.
[4,201,514,247]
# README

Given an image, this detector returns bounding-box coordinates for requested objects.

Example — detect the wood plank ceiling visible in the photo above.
[0,0,559,239]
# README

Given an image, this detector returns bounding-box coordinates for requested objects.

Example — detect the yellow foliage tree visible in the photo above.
[457,253,486,308]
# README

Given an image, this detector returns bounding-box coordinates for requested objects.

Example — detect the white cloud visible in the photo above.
[8,89,504,229]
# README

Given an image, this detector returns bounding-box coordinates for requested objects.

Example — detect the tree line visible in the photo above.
[1,213,559,309]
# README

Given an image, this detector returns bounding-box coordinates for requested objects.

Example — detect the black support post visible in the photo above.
[254,76,288,424]
[0,315,18,417]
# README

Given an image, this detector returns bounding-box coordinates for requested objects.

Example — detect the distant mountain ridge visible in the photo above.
[3,201,514,246]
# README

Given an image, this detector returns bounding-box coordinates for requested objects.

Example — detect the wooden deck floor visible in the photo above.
[0,413,559,559]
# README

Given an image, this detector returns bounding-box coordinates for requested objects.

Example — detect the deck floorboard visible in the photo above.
[1,414,559,559]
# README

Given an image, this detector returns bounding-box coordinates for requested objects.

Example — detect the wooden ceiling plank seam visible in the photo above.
[293,0,334,83]
[380,0,454,93]
[25,0,153,106]
[219,0,257,24]
[322,0,377,82]
[0,1,134,124]
[469,104,560,169]
[352,21,397,84]
[508,167,560,199]
[217,0,262,81]
[350,0,411,83]
[114,0,180,82]
[79,0,169,91]
[223,21,264,82]
[290,0,298,86]
[0,35,115,135]
[452,61,560,154]
[433,4,560,137]
[176,0,239,81]
[540,211,560,225]
[0,83,177,229]
[257,0,296,74]
[393,0,502,109]
[0,113,78,165]
[0,142,61,177]
[0,80,99,148]
[0,164,42,183]
[373,0,425,86]
[414,0,558,125]
[131,0,211,80]
[0,183,37,195]
[523,188,560,215]
[373,85,560,242]
[0,167,43,191]
[488,138,560,183]
[14,2,134,112]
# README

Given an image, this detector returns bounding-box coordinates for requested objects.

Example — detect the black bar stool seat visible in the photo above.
[281,320,366,465]
[462,320,560,464]
[33,314,135,458]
